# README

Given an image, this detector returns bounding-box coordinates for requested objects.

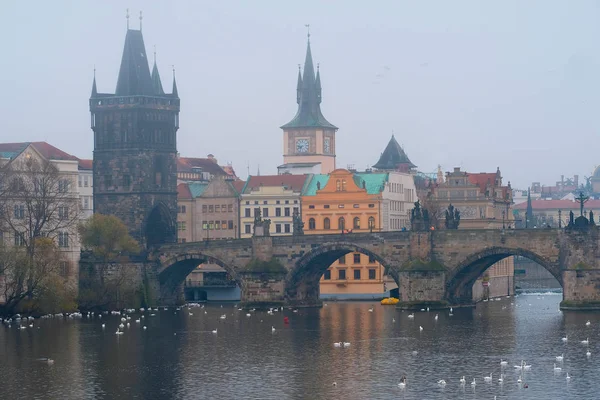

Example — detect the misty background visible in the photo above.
[2,1,599,188]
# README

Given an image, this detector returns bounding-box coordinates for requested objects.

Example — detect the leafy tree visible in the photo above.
[78,214,140,310]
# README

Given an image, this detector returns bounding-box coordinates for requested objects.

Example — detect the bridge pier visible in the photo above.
[561,268,600,310]
[239,271,287,309]
[396,263,450,310]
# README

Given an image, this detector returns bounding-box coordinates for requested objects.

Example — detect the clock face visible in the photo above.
[296,139,309,153]
[324,138,331,154]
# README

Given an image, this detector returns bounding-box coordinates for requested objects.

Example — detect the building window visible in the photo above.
[368,254,376,264]
[276,200,280,204]
[293,207,299,215]
[123,175,131,189]
[338,204,344,208]
[353,204,359,208]
[104,175,112,189]
[245,208,251,217]
[336,180,341,191]
[338,269,346,280]
[353,253,361,264]
[222,221,227,229]
[323,218,330,230]
[84,176,89,187]
[368,204,375,208]
[228,204,233,212]
[60,261,69,278]
[245,201,250,205]
[208,205,214,213]
[214,221,220,230]
[263,208,269,217]
[245,225,251,234]
[338,255,346,264]
[353,269,361,280]
[284,224,290,233]
[203,205,208,213]
[263,200,268,205]
[285,200,289,204]
[353,217,360,229]
[13,205,24,219]
[284,208,290,216]
[78,176,82,187]
[83,197,89,210]
[309,205,315,209]
[177,222,186,231]
[178,205,186,213]
[209,221,214,230]
[338,217,345,230]
[276,208,281,217]
[323,270,331,280]
[324,205,330,209]
[342,180,347,191]
[228,220,234,229]
[14,231,25,247]
[253,208,260,217]
[308,218,316,230]
[58,179,69,193]
[276,224,282,233]
[368,269,376,280]
[58,206,69,220]
[215,205,220,213]
[368,216,375,230]
[58,232,69,247]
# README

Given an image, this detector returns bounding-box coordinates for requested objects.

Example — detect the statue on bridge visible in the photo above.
[445,203,460,229]
[410,200,430,231]
[292,209,304,236]
[253,208,271,237]
[566,193,597,231]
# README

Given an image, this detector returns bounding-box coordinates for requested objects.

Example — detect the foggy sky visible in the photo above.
[2,1,599,189]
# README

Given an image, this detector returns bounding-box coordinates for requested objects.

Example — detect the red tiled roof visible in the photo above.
[177,183,192,200]
[232,180,246,194]
[244,175,308,193]
[177,157,227,176]
[222,165,237,178]
[513,199,600,210]
[467,173,497,193]
[78,159,93,170]
[0,141,79,161]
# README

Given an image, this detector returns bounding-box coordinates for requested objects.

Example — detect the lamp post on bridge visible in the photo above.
[558,209,562,229]
[502,210,505,230]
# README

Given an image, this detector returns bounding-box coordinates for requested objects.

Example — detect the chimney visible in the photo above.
[207,154,218,164]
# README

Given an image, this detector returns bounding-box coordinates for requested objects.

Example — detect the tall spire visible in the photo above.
[526,187,534,224]
[372,135,416,172]
[171,66,178,97]
[115,29,154,95]
[151,46,165,95]
[281,31,337,130]
[91,67,97,97]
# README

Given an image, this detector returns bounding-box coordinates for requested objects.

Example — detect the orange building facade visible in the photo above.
[302,169,389,298]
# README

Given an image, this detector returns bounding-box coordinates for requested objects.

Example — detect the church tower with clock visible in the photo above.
[279,33,338,175]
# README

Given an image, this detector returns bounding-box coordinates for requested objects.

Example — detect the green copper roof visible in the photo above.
[354,172,389,194]
[303,174,330,196]
[373,135,416,170]
[188,182,209,198]
[281,39,337,130]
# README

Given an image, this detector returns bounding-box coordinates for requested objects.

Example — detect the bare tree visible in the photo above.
[421,193,444,229]
[0,156,80,260]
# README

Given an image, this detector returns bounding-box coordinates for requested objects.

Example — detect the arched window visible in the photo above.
[336,180,341,191]
[323,217,330,230]
[338,217,345,231]
[368,216,376,231]
[353,217,361,229]
[342,179,347,191]
[308,218,316,230]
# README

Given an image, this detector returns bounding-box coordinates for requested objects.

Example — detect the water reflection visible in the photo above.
[1,294,600,399]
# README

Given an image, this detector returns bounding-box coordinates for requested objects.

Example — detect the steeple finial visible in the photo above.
[139,11,143,31]
[153,45,156,65]
[91,66,97,97]
[126,9,129,30]
[171,65,178,97]
[305,24,310,41]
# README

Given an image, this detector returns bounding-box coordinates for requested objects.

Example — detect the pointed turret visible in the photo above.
[151,52,165,95]
[281,35,337,129]
[91,73,97,97]
[296,66,303,104]
[172,72,179,97]
[526,187,534,226]
[115,29,154,96]
[372,135,416,172]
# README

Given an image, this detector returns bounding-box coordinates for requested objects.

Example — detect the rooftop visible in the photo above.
[243,175,309,194]
[0,142,79,162]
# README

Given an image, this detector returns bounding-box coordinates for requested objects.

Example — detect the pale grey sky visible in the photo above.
[2,1,599,189]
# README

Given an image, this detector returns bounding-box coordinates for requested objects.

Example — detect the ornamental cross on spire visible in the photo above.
[576,191,589,217]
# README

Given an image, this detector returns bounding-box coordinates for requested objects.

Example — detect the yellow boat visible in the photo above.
[380,297,399,305]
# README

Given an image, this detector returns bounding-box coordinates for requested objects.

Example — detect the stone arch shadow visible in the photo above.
[158,253,240,305]
[445,246,561,304]
[285,242,397,306]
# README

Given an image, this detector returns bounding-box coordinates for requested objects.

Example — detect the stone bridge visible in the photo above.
[147,229,600,310]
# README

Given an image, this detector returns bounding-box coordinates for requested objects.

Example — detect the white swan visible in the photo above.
[586,350,591,357]
[562,335,568,342]
[471,378,476,387]
[368,307,374,312]
[271,326,276,332]
[523,362,531,370]
[459,376,466,385]
[437,379,446,386]
[211,328,217,334]
[419,326,423,332]
[500,359,507,366]
[118,323,124,329]
[407,313,415,319]
[398,381,406,388]
[517,376,522,384]
[586,320,591,326]
[553,363,561,372]
[220,314,226,320]
[246,313,251,317]
[566,372,571,381]
[343,342,351,347]
[101,323,105,329]
[498,374,504,383]
[333,342,342,348]
[556,354,564,362]
[143,326,147,330]
[484,373,492,383]
[581,338,589,345]
[434,314,438,321]
[189,312,193,316]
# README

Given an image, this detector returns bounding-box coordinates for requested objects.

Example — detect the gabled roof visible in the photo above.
[0,142,79,162]
[303,174,330,196]
[232,180,246,195]
[467,173,498,193]
[281,38,337,130]
[354,172,389,194]
[78,159,93,170]
[177,157,228,176]
[242,175,309,194]
[177,183,192,200]
[115,29,155,96]
[188,182,209,198]
[372,135,416,170]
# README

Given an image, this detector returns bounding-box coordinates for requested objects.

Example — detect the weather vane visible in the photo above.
[139,11,143,31]
[126,9,130,29]
[305,24,310,39]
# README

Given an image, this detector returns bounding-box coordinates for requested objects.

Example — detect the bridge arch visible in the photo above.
[445,246,561,303]
[285,242,397,306]
[158,252,240,305]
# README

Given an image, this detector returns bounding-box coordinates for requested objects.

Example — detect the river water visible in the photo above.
[1,293,599,399]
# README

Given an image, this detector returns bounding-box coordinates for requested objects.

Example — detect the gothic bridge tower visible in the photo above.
[280,32,338,174]
[90,24,180,248]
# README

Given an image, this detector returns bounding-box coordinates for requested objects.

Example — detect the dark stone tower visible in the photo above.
[90,27,180,248]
